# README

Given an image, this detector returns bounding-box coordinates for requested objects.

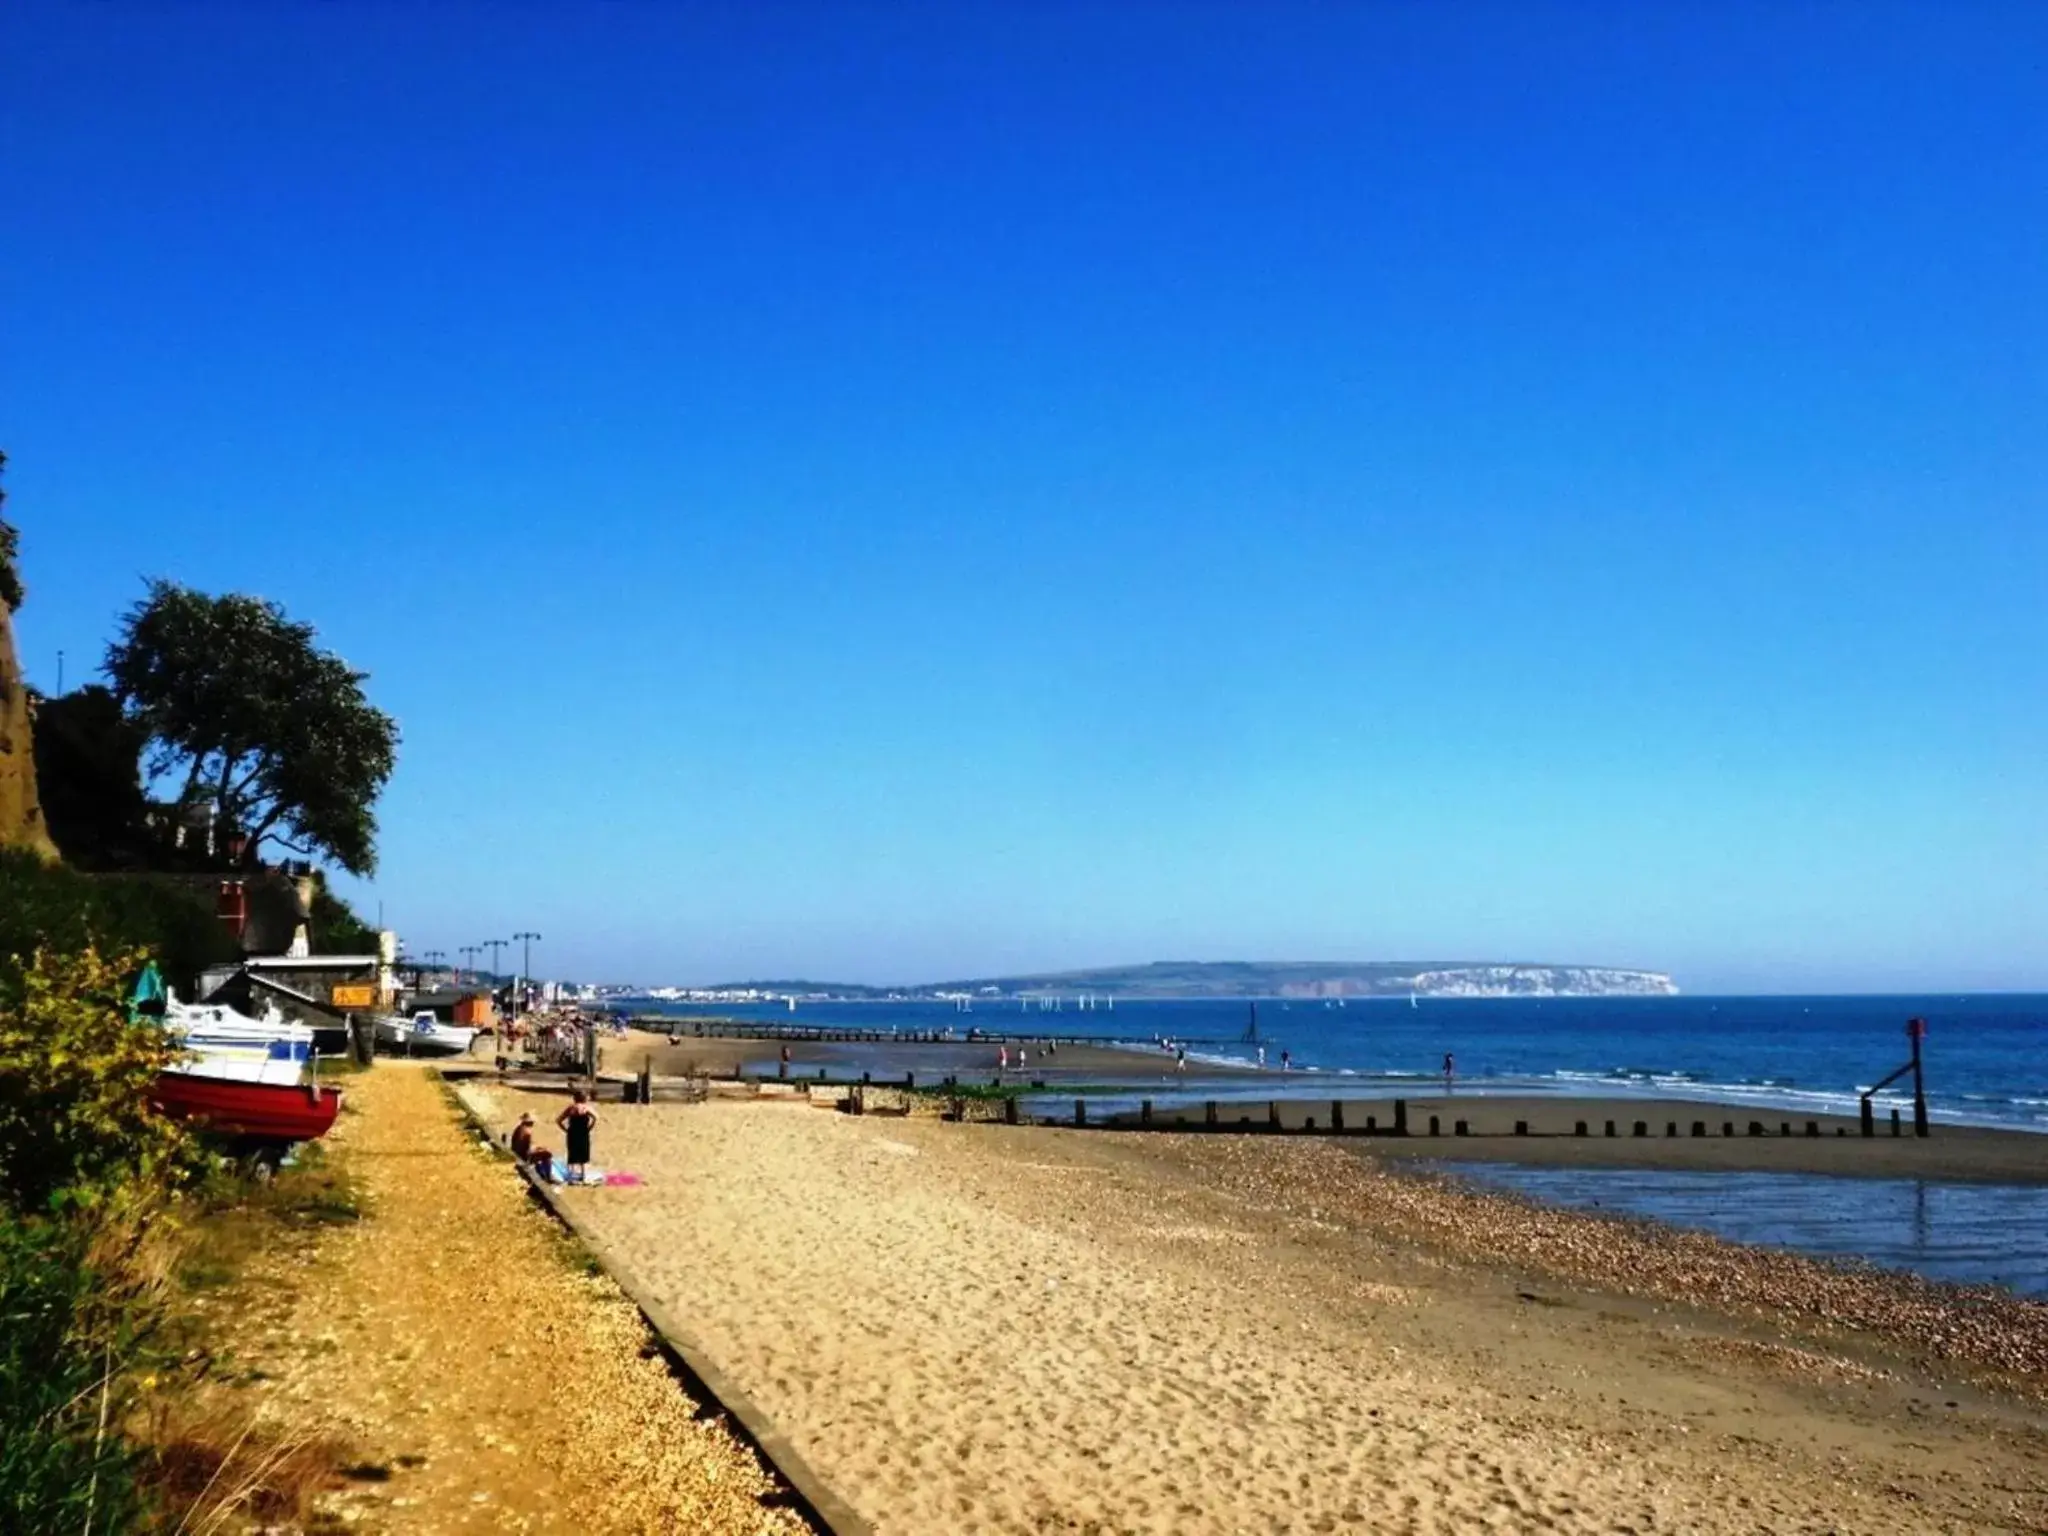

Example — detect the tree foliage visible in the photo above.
[0,946,188,1216]
[106,582,398,877]
[32,685,155,868]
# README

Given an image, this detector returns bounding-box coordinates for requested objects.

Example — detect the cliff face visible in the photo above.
[1394,966,1678,998]
[0,605,59,861]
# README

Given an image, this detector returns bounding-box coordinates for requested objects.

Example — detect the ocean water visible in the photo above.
[630,993,2048,1132]
[1438,1162,2048,1298]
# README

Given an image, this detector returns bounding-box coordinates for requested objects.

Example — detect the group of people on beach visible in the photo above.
[508,1092,601,1183]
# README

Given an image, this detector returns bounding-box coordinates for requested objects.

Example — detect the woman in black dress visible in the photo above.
[556,1090,598,1182]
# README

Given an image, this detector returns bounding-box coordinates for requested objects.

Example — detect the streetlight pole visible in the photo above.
[459,945,477,985]
[512,930,541,1019]
[481,939,509,1064]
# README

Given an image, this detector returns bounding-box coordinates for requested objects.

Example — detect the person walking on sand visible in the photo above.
[998,1043,1010,1071]
[1443,1052,1455,1092]
[556,1091,598,1183]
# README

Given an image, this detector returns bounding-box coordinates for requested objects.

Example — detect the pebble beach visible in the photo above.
[473,1079,2048,1534]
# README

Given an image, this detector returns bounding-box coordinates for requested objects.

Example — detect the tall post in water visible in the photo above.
[1909,1016,1929,1138]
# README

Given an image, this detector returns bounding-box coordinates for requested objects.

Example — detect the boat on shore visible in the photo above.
[402,1010,479,1056]
[165,994,318,1086]
[130,966,343,1149]
[148,1073,343,1143]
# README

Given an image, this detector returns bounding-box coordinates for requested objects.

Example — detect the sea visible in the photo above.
[630,992,2048,1296]
[629,992,2048,1133]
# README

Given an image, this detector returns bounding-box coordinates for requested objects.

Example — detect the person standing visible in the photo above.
[556,1091,598,1183]
[1442,1052,1455,1092]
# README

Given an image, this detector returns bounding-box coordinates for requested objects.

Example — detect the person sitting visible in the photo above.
[510,1112,536,1161]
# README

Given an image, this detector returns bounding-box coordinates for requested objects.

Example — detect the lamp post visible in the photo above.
[481,939,509,1063]
[512,931,542,1019]
[459,945,477,985]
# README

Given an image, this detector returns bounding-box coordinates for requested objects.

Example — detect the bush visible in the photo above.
[0,945,190,1216]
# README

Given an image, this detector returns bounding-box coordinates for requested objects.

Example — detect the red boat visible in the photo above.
[150,1072,343,1144]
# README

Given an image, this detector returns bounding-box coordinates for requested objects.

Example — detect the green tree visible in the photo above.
[32,685,154,868]
[0,946,186,1215]
[105,582,399,877]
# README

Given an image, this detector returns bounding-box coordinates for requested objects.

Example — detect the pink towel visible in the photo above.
[603,1171,644,1187]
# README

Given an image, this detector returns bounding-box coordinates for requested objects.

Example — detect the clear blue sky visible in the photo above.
[5,4,2044,991]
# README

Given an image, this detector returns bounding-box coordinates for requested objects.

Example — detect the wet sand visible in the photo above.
[1113,1094,2048,1184]
[470,1087,2048,1534]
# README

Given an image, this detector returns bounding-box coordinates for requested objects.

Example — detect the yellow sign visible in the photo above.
[330,983,376,1009]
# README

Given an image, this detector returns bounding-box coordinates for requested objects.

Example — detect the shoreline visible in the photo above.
[1134,1094,2048,1184]
[602,1032,2048,1176]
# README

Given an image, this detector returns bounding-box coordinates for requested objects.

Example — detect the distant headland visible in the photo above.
[657,960,1680,1002]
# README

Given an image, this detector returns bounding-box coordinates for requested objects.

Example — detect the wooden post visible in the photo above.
[1074,1098,1087,1127]
[1206,1100,1218,1127]
[638,1062,653,1105]
[1604,1120,1616,1137]
[1633,1121,1647,1137]
[1141,1098,1154,1126]
[1910,1017,1929,1137]
[1365,1114,1377,1133]
[1574,1120,1587,1137]
[1454,1119,1469,1136]
[1806,1121,1819,1137]
[1860,1096,1875,1137]
[1691,1121,1706,1137]
[1514,1120,1529,1136]
[1393,1098,1408,1136]
[1429,1115,1440,1136]
[1722,1122,1734,1138]
[1891,1107,1902,1137]
[1331,1100,1344,1133]
[1748,1121,1764,1137]
[1005,1096,1019,1126]
[1268,1101,1281,1130]
[905,1072,915,1090]
[1666,1122,1678,1138]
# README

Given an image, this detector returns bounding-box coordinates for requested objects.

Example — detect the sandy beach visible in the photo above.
[469,1083,2048,1534]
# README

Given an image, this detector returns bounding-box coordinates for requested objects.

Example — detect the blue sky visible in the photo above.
[5,4,2044,990]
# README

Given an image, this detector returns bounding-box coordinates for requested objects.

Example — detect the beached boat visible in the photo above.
[164,994,318,1086]
[149,1073,342,1143]
[372,1012,415,1051]
[402,1010,480,1056]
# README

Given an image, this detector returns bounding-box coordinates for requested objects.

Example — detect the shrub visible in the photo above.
[0,945,190,1215]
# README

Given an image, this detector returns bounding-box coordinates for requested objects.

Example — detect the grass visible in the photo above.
[175,1146,362,1295]
[133,1147,366,1531]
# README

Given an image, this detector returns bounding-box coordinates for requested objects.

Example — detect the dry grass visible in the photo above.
[130,1149,369,1532]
